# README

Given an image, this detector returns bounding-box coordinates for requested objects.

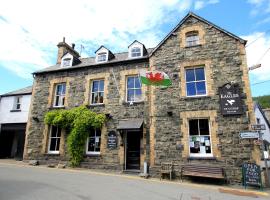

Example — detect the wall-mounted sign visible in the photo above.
[107,131,117,149]
[219,84,243,115]
[242,162,262,189]
[251,124,266,131]
[239,132,259,139]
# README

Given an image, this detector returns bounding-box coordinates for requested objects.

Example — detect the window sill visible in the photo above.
[188,156,216,161]
[123,101,144,106]
[85,154,101,157]
[45,153,60,156]
[181,96,211,100]
[87,104,105,108]
[185,44,202,48]
[10,109,21,112]
[48,106,65,110]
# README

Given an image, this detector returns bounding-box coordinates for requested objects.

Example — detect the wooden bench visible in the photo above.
[160,162,173,180]
[181,164,226,182]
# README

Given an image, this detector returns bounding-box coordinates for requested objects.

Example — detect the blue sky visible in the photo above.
[0,0,269,97]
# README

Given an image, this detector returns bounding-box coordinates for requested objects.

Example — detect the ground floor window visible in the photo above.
[48,126,61,154]
[189,119,212,156]
[86,128,101,155]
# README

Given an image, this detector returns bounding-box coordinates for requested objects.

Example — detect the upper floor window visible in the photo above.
[62,58,71,67]
[86,128,101,155]
[185,67,206,96]
[97,52,107,62]
[13,96,22,110]
[91,80,104,104]
[126,76,142,102]
[48,126,61,154]
[186,31,199,47]
[54,83,66,107]
[131,47,142,57]
[189,119,212,157]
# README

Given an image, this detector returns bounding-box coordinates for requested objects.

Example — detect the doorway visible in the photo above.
[125,132,140,170]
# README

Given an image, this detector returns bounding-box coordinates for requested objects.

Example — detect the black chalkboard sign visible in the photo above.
[219,83,243,115]
[242,162,262,190]
[107,131,117,149]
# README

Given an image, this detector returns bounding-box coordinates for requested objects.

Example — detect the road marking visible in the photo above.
[0,161,269,197]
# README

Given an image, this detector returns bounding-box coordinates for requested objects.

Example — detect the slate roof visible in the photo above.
[1,86,32,97]
[34,48,153,75]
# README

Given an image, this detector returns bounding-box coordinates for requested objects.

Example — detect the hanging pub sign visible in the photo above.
[219,83,243,115]
[242,162,262,190]
[107,131,117,149]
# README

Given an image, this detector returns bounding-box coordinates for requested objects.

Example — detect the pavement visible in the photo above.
[0,159,269,200]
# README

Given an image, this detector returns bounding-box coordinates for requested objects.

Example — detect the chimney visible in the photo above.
[56,37,80,64]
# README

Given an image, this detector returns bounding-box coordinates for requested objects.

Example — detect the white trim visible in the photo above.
[185,66,207,97]
[95,47,109,63]
[188,118,213,157]
[128,42,143,58]
[85,128,101,155]
[61,53,73,67]
[53,83,66,107]
[126,75,142,103]
[48,126,61,154]
[90,79,105,105]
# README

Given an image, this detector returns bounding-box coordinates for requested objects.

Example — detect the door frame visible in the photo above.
[124,130,141,171]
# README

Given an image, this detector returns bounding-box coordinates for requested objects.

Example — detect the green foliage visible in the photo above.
[44,106,106,167]
[253,95,270,109]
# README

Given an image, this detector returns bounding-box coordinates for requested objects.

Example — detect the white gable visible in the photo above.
[96,47,109,63]
[128,41,143,58]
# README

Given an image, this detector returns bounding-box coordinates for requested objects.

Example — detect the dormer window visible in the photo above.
[61,53,73,67]
[62,58,71,67]
[131,47,142,57]
[97,52,107,62]
[186,31,199,47]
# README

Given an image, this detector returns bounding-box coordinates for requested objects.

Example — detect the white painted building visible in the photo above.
[0,86,32,159]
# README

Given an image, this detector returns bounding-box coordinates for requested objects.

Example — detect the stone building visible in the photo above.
[0,86,32,160]
[24,12,258,183]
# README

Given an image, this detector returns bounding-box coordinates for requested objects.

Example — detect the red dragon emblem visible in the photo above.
[146,72,164,83]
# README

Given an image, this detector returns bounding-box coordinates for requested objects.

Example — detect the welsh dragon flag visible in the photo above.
[139,70,172,86]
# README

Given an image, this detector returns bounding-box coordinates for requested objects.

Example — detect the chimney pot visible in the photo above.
[72,43,75,49]
[63,37,65,43]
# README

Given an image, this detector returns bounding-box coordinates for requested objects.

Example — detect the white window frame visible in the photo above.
[185,67,207,97]
[90,79,105,105]
[188,118,213,158]
[186,31,200,47]
[13,96,22,110]
[61,53,73,67]
[86,128,101,155]
[131,47,142,58]
[126,75,142,103]
[53,83,66,107]
[48,126,61,154]
[97,52,108,63]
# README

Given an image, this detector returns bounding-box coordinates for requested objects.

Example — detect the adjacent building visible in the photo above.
[24,12,258,183]
[0,86,32,160]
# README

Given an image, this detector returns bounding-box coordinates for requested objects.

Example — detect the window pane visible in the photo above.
[195,68,205,81]
[189,119,199,135]
[186,82,196,96]
[16,104,21,110]
[127,77,134,88]
[92,81,99,92]
[88,137,95,151]
[199,119,209,135]
[134,89,142,101]
[127,89,134,101]
[49,138,57,151]
[134,77,141,88]
[186,69,195,82]
[56,85,62,95]
[62,84,66,95]
[99,80,104,91]
[98,92,104,103]
[51,126,57,137]
[196,81,206,95]
[96,129,101,137]
[55,138,60,151]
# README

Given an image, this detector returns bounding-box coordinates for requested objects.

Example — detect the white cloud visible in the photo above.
[248,0,270,15]
[194,0,219,10]
[243,32,270,81]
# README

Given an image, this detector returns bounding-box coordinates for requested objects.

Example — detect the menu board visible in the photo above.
[107,131,117,149]
[242,162,262,189]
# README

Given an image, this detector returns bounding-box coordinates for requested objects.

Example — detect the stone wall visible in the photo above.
[149,16,255,183]
[24,61,149,171]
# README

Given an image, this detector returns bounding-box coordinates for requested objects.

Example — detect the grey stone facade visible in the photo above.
[24,13,257,183]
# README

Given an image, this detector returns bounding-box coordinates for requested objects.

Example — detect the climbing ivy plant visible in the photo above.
[44,106,106,167]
